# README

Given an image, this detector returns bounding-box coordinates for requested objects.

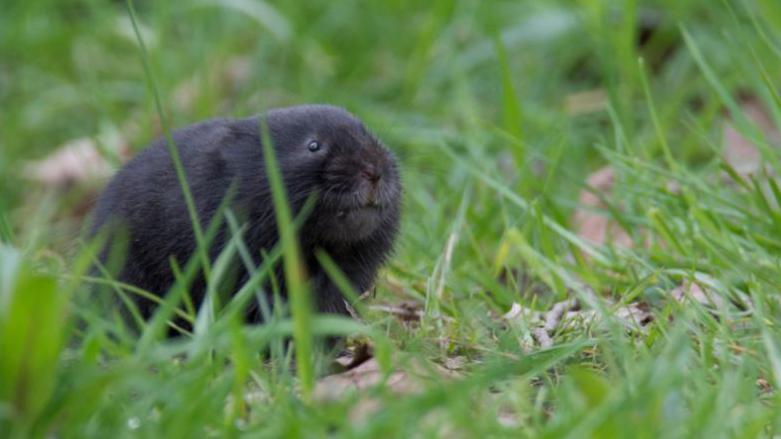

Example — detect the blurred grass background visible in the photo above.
[3,0,781,437]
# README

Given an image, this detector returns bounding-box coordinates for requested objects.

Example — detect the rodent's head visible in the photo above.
[265,105,401,245]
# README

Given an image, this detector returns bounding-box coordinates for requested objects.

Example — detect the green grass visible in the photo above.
[2,0,781,437]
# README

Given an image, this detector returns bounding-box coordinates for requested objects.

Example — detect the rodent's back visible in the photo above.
[92,118,235,227]
[90,105,402,327]
[90,118,252,302]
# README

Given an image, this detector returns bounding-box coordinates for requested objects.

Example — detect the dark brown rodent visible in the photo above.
[90,104,401,330]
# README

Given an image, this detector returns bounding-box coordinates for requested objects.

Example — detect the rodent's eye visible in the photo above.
[307,140,322,152]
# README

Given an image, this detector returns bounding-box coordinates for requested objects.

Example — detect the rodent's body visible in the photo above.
[90,105,401,328]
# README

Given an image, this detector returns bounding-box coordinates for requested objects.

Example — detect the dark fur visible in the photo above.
[90,105,401,327]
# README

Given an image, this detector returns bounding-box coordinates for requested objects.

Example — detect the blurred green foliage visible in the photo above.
[2,0,781,437]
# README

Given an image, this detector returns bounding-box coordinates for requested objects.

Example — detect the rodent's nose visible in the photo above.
[360,166,381,184]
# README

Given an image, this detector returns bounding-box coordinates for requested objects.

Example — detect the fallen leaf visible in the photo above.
[504,293,654,348]
[722,97,780,176]
[671,281,725,309]
[24,138,114,186]
[572,166,634,248]
[368,301,424,323]
[442,356,467,372]
[614,302,654,328]
[314,357,457,402]
[564,89,607,116]
[531,327,554,348]
[315,359,387,401]
[503,302,523,319]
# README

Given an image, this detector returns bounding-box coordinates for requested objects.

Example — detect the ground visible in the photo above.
[1,0,781,437]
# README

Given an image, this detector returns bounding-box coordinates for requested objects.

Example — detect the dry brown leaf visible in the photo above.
[505,293,655,348]
[442,356,467,372]
[531,327,554,348]
[580,165,615,205]
[368,301,424,323]
[614,302,653,328]
[503,302,540,321]
[572,166,634,248]
[564,89,607,116]
[24,138,115,186]
[671,281,725,309]
[315,357,457,403]
[722,98,780,176]
[314,359,392,400]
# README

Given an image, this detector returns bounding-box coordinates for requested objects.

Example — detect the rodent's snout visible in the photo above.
[311,134,401,244]
[322,142,399,209]
[360,164,382,207]
[360,164,381,184]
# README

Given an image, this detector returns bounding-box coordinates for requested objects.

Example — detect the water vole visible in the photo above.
[90,104,401,329]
